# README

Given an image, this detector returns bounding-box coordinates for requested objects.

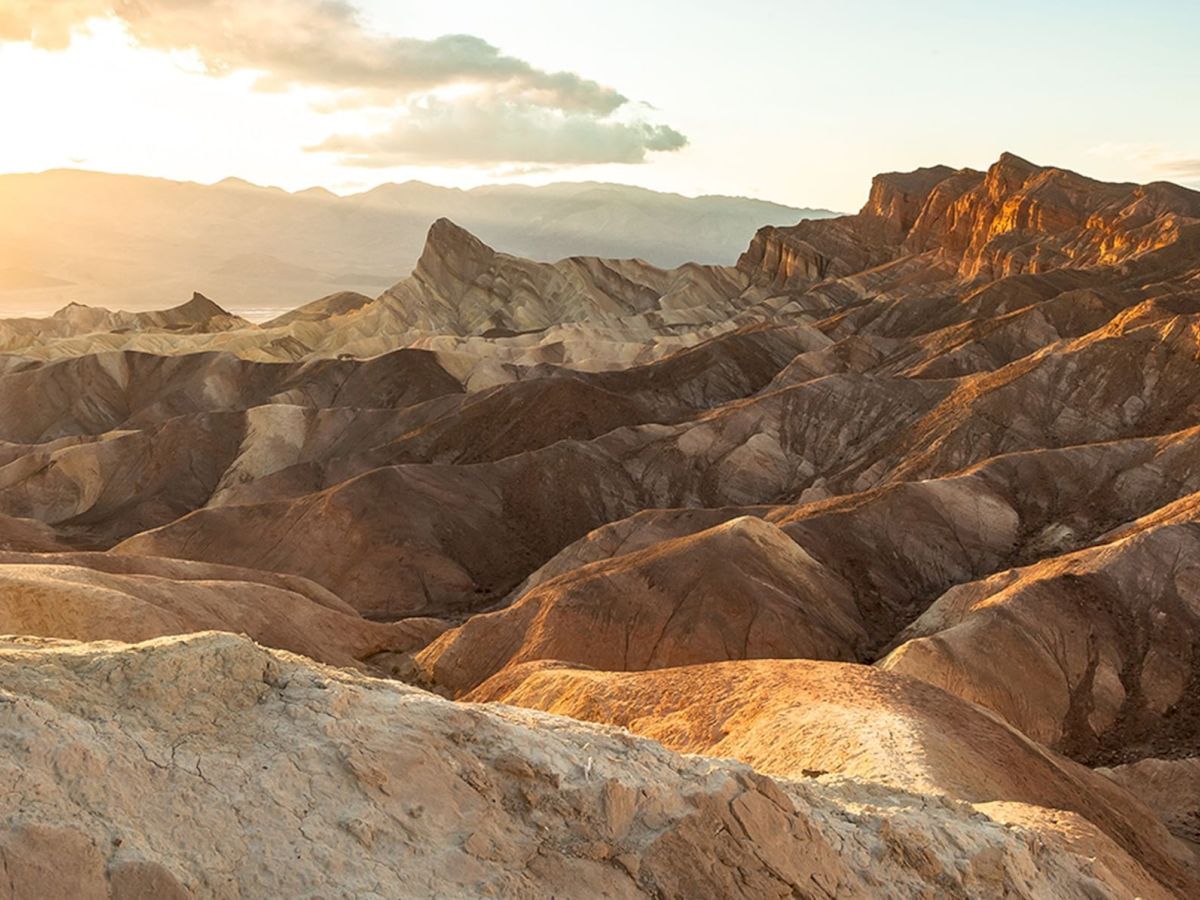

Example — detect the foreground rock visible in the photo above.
[0,632,1189,899]
[468,657,1197,895]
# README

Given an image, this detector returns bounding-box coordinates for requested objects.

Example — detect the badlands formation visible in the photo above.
[1,153,1199,896]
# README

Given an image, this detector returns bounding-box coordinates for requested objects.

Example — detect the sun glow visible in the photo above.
[0,20,586,195]
[0,19,367,189]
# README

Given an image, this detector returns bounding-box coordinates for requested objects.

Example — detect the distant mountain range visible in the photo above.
[0,169,836,317]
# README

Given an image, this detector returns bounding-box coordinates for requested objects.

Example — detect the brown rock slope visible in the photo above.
[739,151,1200,293]
[468,658,1197,896]
[114,330,901,617]
[881,514,1200,765]
[0,346,463,444]
[1099,757,1200,846]
[414,517,867,696]
[0,631,1187,899]
[501,423,1200,660]
[0,551,441,668]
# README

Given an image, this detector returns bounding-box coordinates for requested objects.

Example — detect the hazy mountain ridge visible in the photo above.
[0,168,835,317]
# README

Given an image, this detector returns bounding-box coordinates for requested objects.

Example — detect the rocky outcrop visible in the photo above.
[737,152,1200,292]
[736,217,893,290]
[911,153,1200,279]
[0,631,1191,899]
[858,165,960,244]
[359,218,752,338]
[467,657,1198,896]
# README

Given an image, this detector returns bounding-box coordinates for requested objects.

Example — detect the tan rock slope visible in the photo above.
[0,293,248,355]
[0,551,443,669]
[467,658,1197,894]
[0,631,1189,899]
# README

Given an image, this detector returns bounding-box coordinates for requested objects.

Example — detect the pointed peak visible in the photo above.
[296,186,337,200]
[415,218,497,278]
[215,176,259,190]
[995,151,1037,169]
[179,292,231,317]
[426,217,491,249]
[51,301,97,319]
[988,152,1040,179]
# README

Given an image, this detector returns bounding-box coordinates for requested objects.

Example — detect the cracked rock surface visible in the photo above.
[0,631,1187,900]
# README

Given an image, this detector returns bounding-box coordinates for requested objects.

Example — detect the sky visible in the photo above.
[1,0,1198,211]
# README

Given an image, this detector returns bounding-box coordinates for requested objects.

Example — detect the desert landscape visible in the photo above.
[4,1,1200,897]
[0,152,1197,897]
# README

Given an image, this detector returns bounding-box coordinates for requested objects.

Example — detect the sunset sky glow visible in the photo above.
[1,0,1198,210]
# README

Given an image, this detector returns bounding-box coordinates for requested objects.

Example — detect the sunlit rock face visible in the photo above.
[738,151,1200,290]
[0,155,1198,897]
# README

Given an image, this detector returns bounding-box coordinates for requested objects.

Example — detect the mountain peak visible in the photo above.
[414,218,497,283]
[859,165,959,240]
[426,217,490,248]
[994,150,1037,169]
[50,301,104,325]
[182,292,229,316]
[214,176,258,191]
[984,152,1041,194]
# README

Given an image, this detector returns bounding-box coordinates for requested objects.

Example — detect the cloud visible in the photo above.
[1086,143,1200,183]
[1153,158,1200,179]
[0,1,106,50]
[2,2,622,111]
[0,0,686,167]
[309,98,688,167]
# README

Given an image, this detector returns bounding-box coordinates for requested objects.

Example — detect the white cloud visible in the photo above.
[1155,158,1200,179]
[1086,142,1200,183]
[310,96,688,167]
[0,0,686,167]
